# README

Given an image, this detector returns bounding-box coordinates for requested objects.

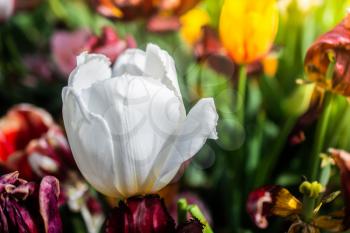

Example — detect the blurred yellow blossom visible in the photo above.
[180,7,210,45]
[219,0,279,64]
[262,52,279,77]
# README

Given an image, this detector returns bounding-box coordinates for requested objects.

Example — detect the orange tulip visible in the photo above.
[219,0,279,64]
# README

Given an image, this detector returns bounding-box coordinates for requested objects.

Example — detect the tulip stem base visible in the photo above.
[302,196,315,222]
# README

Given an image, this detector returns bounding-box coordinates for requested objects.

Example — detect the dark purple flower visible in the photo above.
[0,171,62,233]
[104,195,203,233]
[105,195,175,233]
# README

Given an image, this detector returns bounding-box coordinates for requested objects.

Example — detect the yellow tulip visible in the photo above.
[219,0,279,64]
[180,7,210,45]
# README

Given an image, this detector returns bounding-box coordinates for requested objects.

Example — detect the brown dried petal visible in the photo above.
[330,148,350,230]
[247,185,302,229]
[305,14,350,96]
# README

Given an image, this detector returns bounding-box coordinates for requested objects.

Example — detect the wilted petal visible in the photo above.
[39,176,62,233]
[305,14,350,96]
[25,126,75,179]
[330,148,350,230]
[247,185,302,229]
[105,195,175,233]
[314,213,344,232]
[0,172,62,233]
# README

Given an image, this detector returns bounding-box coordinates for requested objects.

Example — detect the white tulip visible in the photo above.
[62,44,218,198]
[0,0,15,21]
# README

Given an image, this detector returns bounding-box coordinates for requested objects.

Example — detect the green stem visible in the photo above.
[254,117,296,187]
[188,205,214,233]
[319,163,331,188]
[309,92,333,181]
[237,66,247,125]
[229,65,247,230]
[302,196,315,222]
[177,198,188,224]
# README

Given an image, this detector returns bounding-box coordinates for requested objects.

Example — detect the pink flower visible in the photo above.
[51,27,136,76]
[51,29,91,76]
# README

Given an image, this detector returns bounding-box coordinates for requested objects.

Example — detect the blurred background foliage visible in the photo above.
[2,0,350,232]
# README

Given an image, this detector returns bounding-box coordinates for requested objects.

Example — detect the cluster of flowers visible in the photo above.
[1,0,350,232]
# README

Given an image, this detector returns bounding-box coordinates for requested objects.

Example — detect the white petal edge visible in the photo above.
[68,52,112,93]
[144,43,183,104]
[62,87,123,197]
[112,49,146,76]
[149,98,219,192]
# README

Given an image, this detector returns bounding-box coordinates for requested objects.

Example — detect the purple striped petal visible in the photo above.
[39,176,62,233]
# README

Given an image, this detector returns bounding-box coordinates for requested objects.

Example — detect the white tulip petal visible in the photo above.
[0,0,15,21]
[68,53,112,93]
[150,98,218,191]
[112,49,146,76]
[62,88,122,197]
[144,44,183,103]
[81,75,184,196]
[62,46,219,199]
